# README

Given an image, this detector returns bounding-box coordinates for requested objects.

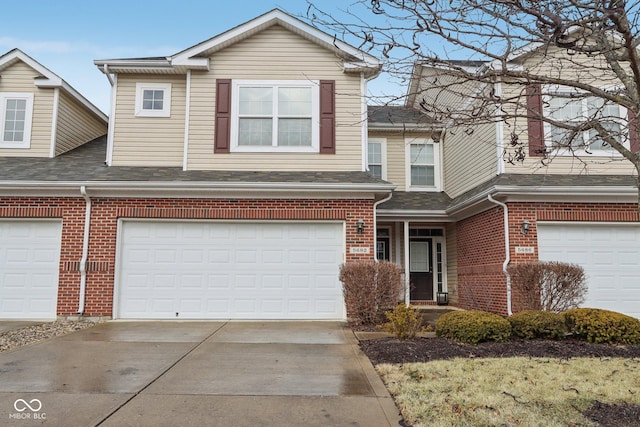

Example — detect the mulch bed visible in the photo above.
[359,336,640,364]
[360,337,640,427]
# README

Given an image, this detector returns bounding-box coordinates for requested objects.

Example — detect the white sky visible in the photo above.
[1,0,404,113]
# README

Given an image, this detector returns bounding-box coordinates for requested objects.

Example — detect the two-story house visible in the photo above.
[1,9,638,321]
[0,10,394,321]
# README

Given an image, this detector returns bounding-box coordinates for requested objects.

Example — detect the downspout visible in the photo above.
[102,64,114,87]
[78,186,92,315]
[487,194,513,316]
[373,192,393,261]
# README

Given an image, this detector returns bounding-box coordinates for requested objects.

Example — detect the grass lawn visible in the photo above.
[377,357,640,426]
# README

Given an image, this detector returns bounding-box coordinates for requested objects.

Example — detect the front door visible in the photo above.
[409,239,433,300]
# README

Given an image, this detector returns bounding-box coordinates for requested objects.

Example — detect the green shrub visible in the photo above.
[381,305,423,340]
[435,310,511,344]
[508,310,567,340]
[564,308,640,344]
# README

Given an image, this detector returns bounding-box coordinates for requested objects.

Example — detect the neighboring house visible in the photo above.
[0,48,107,320]
[392,46,639,318]
[0,10,638,321]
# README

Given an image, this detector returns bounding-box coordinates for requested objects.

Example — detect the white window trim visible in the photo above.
[135,83,171,117]
[542,84,627,157]
[0,92,34,149]
[405,137,441,192]
[230,79,319,153]
[367,137,387,180]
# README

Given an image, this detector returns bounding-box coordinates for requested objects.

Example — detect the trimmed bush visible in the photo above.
[508,261,587,313]
[564,308,640,344]
[508,310,567,340]
[340,260,403,325]
[381,304,423,340]
[435,310,511,344]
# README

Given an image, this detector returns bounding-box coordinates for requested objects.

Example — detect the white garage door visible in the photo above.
[0,220,62,320]
[538,223,640,318]
[116,221,345,320]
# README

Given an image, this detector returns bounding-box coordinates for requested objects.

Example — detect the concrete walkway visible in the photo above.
[0,321,402,426]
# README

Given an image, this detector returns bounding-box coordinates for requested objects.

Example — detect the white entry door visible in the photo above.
[0,220,62,319]
[537,223,640,318]
[116,221,345,320]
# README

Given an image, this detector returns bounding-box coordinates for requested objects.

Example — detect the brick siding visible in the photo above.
[457,201,639,315]
[1,197,376,317]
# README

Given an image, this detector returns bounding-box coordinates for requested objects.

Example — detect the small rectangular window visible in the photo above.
[405,137,440,191]
[135,83,171,117]
[0,93,34,148]
[367,138,386,179]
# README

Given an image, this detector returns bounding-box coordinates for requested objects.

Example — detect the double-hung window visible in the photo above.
[0,92,34,148]
[406,137,441,191]
[231,80,319,152]
[135,83,171,117]
[544,87,626,154]
[367,138,386,179]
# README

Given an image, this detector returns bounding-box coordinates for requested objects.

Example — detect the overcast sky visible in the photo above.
[1,0,403,113]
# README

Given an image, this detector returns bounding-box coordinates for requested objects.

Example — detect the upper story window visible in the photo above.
[0,92,34,149]
[231,80,319,152]
[543,87,627,155]
[367,138,387,179]
[406,137,441,191]
[135,83,171,117]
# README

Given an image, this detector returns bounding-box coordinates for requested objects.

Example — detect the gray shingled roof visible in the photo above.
[367,105,440,129]
[378,191,451,211]
[0,136,391,186]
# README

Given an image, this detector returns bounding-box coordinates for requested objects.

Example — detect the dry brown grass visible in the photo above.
[377,357,640,427]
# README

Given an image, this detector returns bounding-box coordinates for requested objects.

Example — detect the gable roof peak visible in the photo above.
[0,48,107,123]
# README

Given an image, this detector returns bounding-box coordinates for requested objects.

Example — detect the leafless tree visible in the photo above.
[308,1,640,208]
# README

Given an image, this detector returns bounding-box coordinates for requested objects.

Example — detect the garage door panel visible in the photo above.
[0,221,61,320]
[117,221,345,319]
[538,223,640,318]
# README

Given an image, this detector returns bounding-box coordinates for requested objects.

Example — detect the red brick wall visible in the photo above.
[1,196,375,317]
[457,201,639,315]
[456,206,509,314]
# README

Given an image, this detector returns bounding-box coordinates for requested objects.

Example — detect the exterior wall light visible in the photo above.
[521,220,531,235]
[356,219,365,234]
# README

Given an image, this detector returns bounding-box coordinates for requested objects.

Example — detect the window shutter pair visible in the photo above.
[214,79,336,154]
[526,84,640,155]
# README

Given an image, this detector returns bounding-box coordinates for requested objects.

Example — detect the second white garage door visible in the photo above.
[116,221,345,320]
[537,223,640,318]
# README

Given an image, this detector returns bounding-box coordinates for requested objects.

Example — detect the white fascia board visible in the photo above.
[0,180,396,196]
[447,183,638,219]
[170,9,380,71]
[376,210,451,222]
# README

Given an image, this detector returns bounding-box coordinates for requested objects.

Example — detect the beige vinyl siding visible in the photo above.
[187,25,364,171]
[504,47,637,175]
[111,74,186,166]
[443,120,498,198]
[55,90,107,156]
[0,61,53,157]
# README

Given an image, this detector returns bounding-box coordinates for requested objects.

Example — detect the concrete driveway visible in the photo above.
[0,321,402,426]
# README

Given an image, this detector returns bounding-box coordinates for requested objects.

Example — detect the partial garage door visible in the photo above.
[116,221,345,320]
[0,220,62,320]
[538,223,640,318]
